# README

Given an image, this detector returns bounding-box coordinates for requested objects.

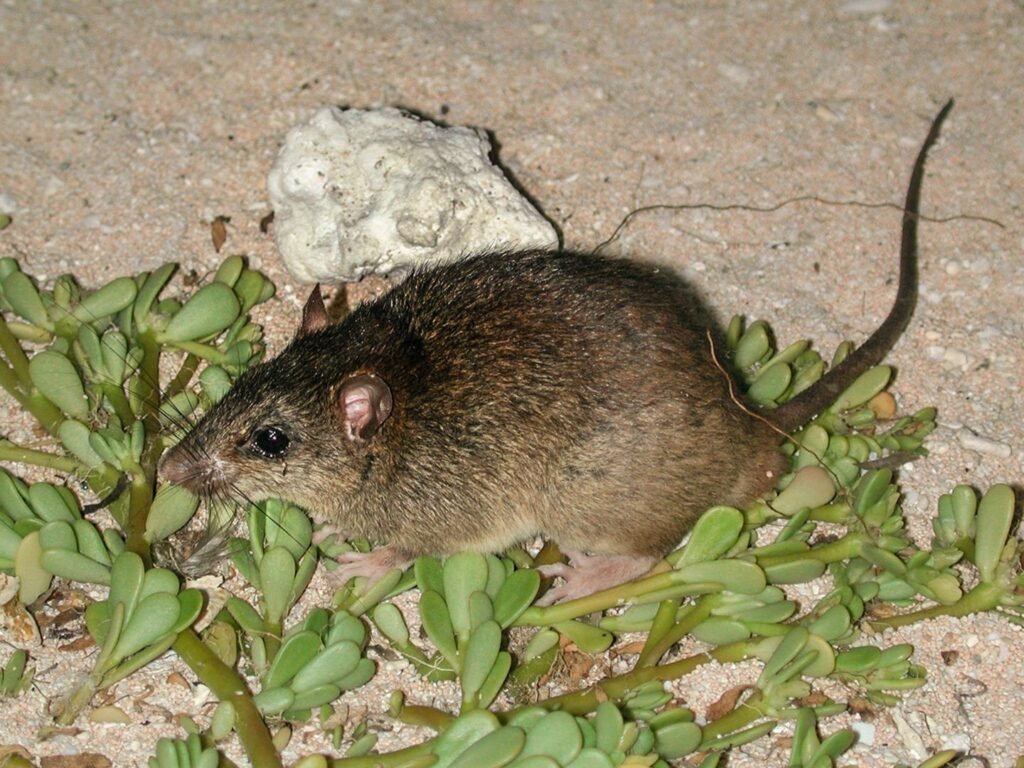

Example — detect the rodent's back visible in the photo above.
[365,252,738,454]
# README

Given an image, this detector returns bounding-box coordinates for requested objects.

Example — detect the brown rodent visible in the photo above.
[160,101,952,602]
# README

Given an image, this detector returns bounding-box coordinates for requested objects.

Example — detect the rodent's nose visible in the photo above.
[157,443,224,497]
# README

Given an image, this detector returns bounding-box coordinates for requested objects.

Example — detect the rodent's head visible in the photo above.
[159,286,394,512]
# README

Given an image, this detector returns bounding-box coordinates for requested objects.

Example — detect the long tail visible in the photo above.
[764,99,954,433]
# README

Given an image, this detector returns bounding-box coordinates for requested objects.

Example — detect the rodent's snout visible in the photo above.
[157,439,231,499]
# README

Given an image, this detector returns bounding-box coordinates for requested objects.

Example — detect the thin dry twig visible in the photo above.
[594,196,1005,253]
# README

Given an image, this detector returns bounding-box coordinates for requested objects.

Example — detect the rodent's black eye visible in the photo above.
[250,427,290,459]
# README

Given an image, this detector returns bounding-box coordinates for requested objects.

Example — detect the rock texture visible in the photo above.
[267,107,558,282]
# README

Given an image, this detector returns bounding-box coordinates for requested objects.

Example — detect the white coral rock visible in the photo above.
[267,107,559,283]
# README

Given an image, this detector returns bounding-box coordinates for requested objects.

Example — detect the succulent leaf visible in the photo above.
[160,283,241,343]
[29,349,89,420]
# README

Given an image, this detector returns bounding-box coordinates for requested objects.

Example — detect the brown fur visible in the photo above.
[164,252,787,558]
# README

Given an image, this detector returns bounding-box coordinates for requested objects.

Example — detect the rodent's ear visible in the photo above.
[299,284,329,336]
[339,374,393,445]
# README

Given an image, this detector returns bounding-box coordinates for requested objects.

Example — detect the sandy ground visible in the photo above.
[1,1,1022,766]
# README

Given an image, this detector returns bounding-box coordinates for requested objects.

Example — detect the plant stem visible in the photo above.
[393,703,455,732]
[169,340,225,364]
[0,316,31,388]
[534,638,755,716]
[698,691,769,744]
[331,744,435,768]
[55,602,126,725]
[99,635,178,687]
[55,667,106,726]
[869,582,1004,629]
[700,719,779,753]
[636,596,713,668]
[0,359,64,434]
[165,353,199,398]
[25,392,66,436]
[174,629,283,768]
[0,355,24,398]
[259,615,283,667]
[755,533,866,568]
[135,331,163,435]
[0,441,86,475]
[124,470,154,565]
[516,564,691,626]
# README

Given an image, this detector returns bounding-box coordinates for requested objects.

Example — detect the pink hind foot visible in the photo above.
[536,551,662,606]
[332,546,412,588]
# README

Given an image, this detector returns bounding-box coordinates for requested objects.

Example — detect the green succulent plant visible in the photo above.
[0,256,1017,768]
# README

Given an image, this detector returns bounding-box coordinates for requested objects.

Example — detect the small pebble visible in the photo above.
[815,103,841,122]
[891,709,928,760]
[958,431,1012,458]
[194,684,211,707]
[870,15,895,32]
[942,733,972,753]
[987,632,1010,663]
[717,63,751,85]
[942,348,969,367]
[924,345,971,368]
[851,720,876,746]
